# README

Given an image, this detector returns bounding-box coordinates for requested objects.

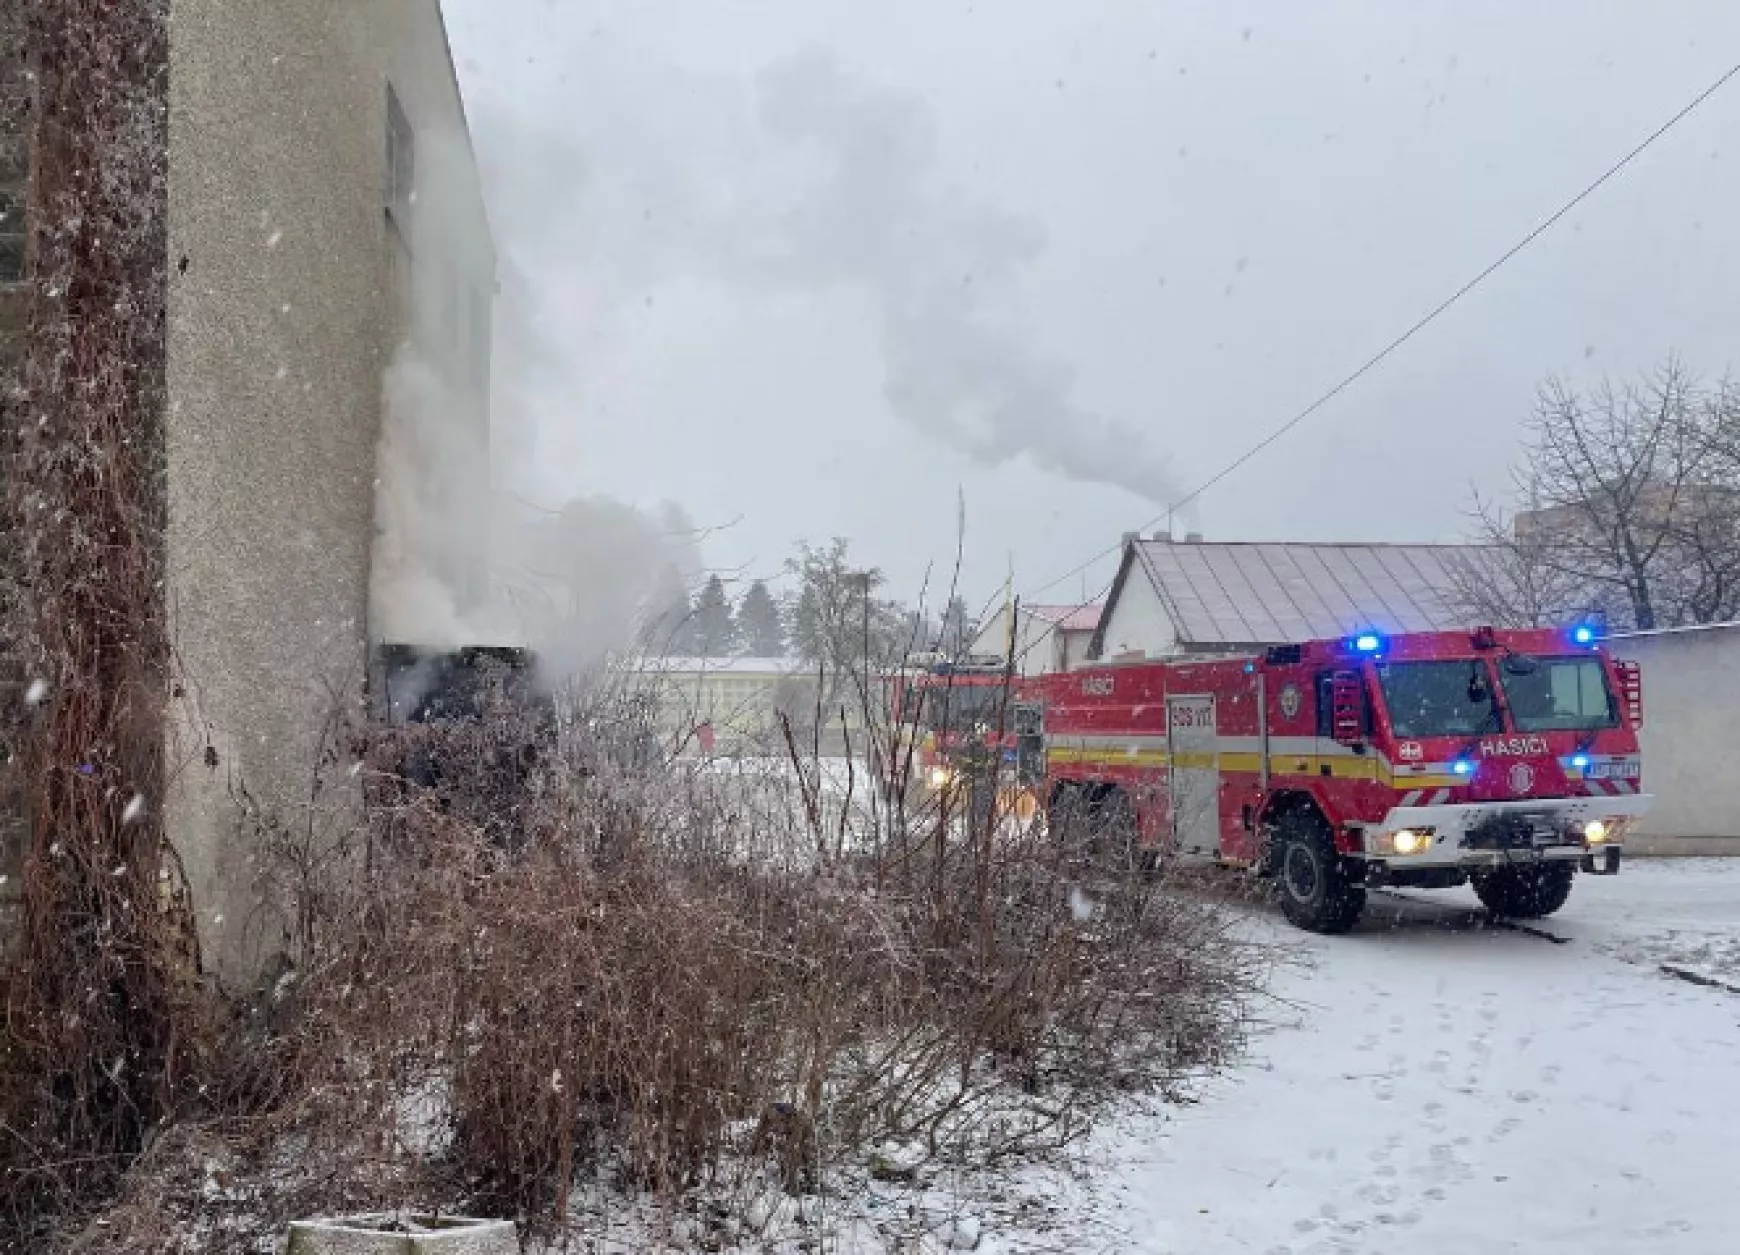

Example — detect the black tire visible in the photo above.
[1472,862,1575,919]
[1273,809,1366,934]
[1090,789,1153,876]
[1046,785,1089,847]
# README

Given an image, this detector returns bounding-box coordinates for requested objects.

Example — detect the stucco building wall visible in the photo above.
[161,0,493,979]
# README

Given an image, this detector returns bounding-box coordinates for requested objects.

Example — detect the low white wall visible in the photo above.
[1609,623,1740,839]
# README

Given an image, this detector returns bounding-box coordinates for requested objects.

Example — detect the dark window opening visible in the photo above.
[386,84,416,233]
[0,186,22,282]
[0,233,21,283]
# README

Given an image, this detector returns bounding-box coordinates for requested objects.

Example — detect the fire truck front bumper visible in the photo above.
[1361,793,1652,876]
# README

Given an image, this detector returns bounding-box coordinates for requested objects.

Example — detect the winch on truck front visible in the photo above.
[1024,625,1650,933]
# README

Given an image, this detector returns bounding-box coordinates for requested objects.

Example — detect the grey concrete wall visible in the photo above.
[163,0,493,983]
[1609,624,1740,840]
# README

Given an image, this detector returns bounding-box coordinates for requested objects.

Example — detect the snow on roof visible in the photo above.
[1023,603,1103,632]
[1105,539,1489,649]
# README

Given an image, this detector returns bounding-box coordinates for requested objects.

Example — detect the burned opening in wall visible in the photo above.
[372,642,542,727]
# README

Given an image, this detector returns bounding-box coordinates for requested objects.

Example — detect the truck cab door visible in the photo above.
[1012,701,1045,787]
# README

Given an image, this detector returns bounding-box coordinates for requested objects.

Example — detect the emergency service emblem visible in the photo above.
[1398,741,1424,762]
[1508,763,1537,795]
[1278,683,1302,720]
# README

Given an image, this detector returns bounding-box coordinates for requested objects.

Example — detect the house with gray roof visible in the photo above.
[1088,534,1493,660]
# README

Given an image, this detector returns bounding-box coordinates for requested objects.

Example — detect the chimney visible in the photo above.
[1121,531,1139,547]
[1184,531,1204,544]
[1152,530,1172,543]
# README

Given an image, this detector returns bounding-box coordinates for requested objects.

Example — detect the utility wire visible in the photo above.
[1004,58,1740,656]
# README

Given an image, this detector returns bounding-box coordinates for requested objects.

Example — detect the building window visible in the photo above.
[0,170,23,283]
[385,84,415,232]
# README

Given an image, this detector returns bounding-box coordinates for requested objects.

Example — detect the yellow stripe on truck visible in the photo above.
[1048,750,1398,781]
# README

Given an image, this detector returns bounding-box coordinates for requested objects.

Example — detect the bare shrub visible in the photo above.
[16,653,1258,1252]
[212,664,1256,1238]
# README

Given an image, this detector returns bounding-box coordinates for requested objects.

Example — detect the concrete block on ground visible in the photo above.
[284,1215,516,1255]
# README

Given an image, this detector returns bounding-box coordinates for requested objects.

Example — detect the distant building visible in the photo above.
[970,602,1102,677]
[1089,534,1485,661]
[0,1,494,978]
[647,657,814,754]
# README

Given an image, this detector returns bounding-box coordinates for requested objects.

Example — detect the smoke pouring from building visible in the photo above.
[370,125,701,677]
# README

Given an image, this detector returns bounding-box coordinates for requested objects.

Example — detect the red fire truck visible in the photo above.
[1023,626,1648,932]
[883,653,1017,795]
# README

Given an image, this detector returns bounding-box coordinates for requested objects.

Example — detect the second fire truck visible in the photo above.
[1017,625,1649,932]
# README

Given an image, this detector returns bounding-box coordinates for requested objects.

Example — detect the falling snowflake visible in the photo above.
[123,793,147,824]
[266,229,284,249]
[24,679,49,706]
[1069,886,1097,922]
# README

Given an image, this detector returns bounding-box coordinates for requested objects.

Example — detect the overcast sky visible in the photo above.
[444,0,1740,615]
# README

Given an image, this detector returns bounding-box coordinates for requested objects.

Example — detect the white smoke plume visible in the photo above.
[469,48,1179,506]
[753,51,1178,504]
[369,123,702,675]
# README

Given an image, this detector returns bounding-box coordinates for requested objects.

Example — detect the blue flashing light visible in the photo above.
[1354,633,1383,654]
[1572,625,1596,646]
[1452,759,1475,776]
[1571,753,1591,770]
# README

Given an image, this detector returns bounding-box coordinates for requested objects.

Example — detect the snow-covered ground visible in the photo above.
[1083,858,1740,1254]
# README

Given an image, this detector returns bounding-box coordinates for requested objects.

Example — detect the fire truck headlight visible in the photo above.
[1584,819,1611,844]
[1390,828,1430,855]
[928,766,955,790]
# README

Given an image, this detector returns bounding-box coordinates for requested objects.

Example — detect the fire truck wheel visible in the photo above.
[1471,862,1575,919]
[1274,811,1365,934]
[1091,789,1145,874]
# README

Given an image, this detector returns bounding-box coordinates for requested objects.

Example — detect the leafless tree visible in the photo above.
[1442,500,1592,629]
[1458,358,1740,631]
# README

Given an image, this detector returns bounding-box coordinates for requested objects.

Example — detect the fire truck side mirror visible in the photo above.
[1614,659,1643,728]
[1330,671,1365,746]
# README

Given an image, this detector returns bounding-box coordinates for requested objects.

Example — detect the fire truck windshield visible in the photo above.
[1496,654,1618,732]
[1374,659,1501,739]
[920,682,1008,734]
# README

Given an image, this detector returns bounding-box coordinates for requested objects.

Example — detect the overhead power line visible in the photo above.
[1017,58,1740,617]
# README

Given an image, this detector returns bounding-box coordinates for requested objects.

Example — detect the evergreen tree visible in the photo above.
[938,595,975,657]
[690,575,738,657]
[735,579,786,656]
